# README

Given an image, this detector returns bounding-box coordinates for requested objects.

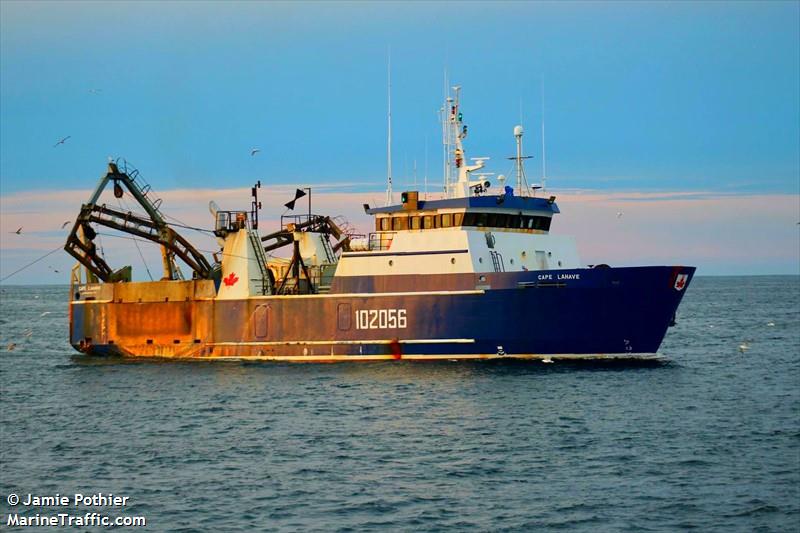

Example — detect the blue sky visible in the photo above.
[0,1,798,281]
[1,0,798,194]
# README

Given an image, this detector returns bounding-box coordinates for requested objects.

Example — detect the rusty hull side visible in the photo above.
[71,280,217,358]
[70,281,480,360]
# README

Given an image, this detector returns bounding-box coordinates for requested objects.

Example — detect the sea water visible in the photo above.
[0,276,798,531]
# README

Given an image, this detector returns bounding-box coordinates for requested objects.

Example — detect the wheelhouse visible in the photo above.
[367,191,558,235]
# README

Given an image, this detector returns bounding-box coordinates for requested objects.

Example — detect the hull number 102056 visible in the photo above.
[355,309,407,330]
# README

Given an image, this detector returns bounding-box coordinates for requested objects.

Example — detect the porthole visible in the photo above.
[450,258,456,264]
[521,251,527,258]
[558,260,562,267]
[510,258,514,265]
[478,257,483,263]
[388,260,394,266]
[548,251,552,256]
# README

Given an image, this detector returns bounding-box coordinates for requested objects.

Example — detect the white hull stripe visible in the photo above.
[71,289,485,304]
[210,338,475,346]
[342,249,470,258]
[246,288,484,300]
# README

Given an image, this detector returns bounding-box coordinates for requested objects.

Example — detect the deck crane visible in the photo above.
[64,161,213,283]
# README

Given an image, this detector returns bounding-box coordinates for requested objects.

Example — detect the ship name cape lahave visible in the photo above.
[538,273,581,280]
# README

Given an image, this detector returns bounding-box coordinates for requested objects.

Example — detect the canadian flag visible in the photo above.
[674,274,688,291]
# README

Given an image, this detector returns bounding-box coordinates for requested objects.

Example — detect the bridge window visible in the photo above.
[459,212,552,231]
[392,216,408,230]
[533,217,552,231]
[374,211,551,233]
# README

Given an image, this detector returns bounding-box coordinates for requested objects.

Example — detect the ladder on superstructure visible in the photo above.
[490,251,505,273]
[321,235,336,264]
[248,230,272,295]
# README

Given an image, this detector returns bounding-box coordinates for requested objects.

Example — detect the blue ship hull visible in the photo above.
[70,265,695,361]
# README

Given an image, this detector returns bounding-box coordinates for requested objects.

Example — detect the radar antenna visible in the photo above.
[507,125,534,196]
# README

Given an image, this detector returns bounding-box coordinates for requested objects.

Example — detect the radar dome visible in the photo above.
[514,125,524,136]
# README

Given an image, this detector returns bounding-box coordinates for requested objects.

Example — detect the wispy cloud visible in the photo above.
[1,186,798,282]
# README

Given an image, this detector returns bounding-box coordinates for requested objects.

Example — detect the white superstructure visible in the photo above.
[336,86,580,279]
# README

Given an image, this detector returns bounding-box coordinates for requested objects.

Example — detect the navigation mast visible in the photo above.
[385,48,393,206]
[541,80,547,192]
[440,85,486,198]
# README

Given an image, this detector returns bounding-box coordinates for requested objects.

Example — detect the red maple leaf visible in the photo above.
[223,272,239,287]
[676,277,685,289]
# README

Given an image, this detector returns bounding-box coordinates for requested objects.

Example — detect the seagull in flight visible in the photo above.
[250,148,261,156]
[53,136,71,147]
[10,227,22,235]
[61,221,71,229]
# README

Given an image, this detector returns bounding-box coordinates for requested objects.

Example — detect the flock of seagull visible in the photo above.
[8,220,70,236]
[5,312,55,352]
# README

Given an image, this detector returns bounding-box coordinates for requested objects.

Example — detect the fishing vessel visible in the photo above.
[66,87,694,361]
